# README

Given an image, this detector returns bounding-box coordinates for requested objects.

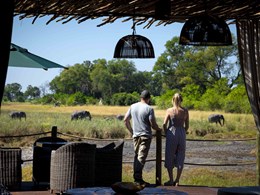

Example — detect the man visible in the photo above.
[124,90,162,185]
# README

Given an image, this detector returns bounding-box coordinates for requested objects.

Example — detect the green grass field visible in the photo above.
[1,102,257,142]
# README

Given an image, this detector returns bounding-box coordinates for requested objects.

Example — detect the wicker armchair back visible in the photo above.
[50,142,96,193]
[95,139,124,186]
[32,136,67,184]
[0,147,22,190]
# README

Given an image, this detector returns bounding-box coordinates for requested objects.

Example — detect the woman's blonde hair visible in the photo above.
[172,93,183,108]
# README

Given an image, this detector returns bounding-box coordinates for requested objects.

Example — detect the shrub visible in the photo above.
[85,96,98,105]
[155,89,179,109]
[66,92,86,106]
[111,92,139,106]
[73,92,87,105]
[182,84,203,109]
[53,93,69,105]
[196,88,222,110]
[39,94,55,104]
[223,85,251,113]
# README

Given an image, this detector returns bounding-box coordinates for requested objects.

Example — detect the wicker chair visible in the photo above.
[0,147,22,190]
[50,142,96,193]
[32,136,67,184]
[95,139,124,186]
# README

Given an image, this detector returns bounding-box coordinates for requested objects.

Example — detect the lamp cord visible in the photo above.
[132,20,136,35]
[132,7,136,36]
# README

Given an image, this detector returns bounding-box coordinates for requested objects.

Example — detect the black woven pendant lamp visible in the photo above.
[179,15,232,46]
[113,19,155,58]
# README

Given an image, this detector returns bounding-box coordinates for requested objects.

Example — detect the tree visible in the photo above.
[180,42,239,88]
[49,61,93,95]
[24,85,41,100]
[90,59,112,99]
[106,59,137,93]
[224,84,251,113]
[196,78,231,110]
[90,59,139,100]
[153,37,190,91]
[153,35,240,93]
[39,82,51,97]
[130,71,153,94]
[4,83,24,102]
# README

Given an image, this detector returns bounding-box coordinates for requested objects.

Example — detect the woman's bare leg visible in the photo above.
[167,167,174,183]
[174,167,183,186]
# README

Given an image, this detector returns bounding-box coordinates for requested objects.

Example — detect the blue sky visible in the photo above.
[6,16,236,91]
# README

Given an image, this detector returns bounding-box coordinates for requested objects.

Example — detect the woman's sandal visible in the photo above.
[164,181,174,186]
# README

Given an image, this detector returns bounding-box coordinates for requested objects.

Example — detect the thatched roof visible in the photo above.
[14,0,260,28]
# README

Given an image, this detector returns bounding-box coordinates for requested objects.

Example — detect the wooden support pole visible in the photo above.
[257,131,260,185]
[156,130,162,186]
[0,0,14,113]
[51,126,57,138]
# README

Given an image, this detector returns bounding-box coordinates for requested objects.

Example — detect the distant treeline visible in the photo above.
[3,36,251,113]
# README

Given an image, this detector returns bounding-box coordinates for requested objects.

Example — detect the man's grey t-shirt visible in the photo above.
[125,102,155,138]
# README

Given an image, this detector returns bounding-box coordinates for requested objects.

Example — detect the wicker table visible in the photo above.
[33,140,67,184]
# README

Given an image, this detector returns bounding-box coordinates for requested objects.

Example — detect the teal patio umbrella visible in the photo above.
[0,43,67,112]
[9,43,67,70]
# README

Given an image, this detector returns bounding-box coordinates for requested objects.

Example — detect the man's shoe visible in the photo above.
[134,179,150,186]
[164,180,174,186]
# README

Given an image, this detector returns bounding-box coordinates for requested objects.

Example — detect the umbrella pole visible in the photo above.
[0,0,14,113]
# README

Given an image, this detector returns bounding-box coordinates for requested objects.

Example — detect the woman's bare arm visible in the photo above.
[163,109,170,132]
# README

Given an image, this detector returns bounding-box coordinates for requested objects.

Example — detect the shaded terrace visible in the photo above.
[1,0,260,194]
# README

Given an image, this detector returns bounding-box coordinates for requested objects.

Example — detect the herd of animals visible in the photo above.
[8,110,225,126]
[8,110,125,121]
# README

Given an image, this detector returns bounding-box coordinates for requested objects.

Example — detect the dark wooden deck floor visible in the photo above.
[9,182,219,195]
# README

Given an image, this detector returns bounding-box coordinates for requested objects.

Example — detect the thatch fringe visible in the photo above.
[14,0,260,27]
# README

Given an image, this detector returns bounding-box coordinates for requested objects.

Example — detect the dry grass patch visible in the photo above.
[2,103,129,116]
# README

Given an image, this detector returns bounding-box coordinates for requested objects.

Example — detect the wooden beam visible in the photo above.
[0,0,14,112]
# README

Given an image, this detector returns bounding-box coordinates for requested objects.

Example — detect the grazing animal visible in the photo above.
[10,111,26,120]
[54,102,61,107]
[208,114,224,126]
[71,110,92,121]
[104,114,124,121]
[116,114,124,121]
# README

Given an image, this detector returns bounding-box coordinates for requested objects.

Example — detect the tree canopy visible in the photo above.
[153,36,240,94]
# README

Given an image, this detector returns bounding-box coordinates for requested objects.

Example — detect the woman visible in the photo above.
[163,93,189,186]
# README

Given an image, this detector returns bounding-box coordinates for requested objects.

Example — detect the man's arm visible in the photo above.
[149,108,162,131]
[124,114,133,135]
[150,117,162,131]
